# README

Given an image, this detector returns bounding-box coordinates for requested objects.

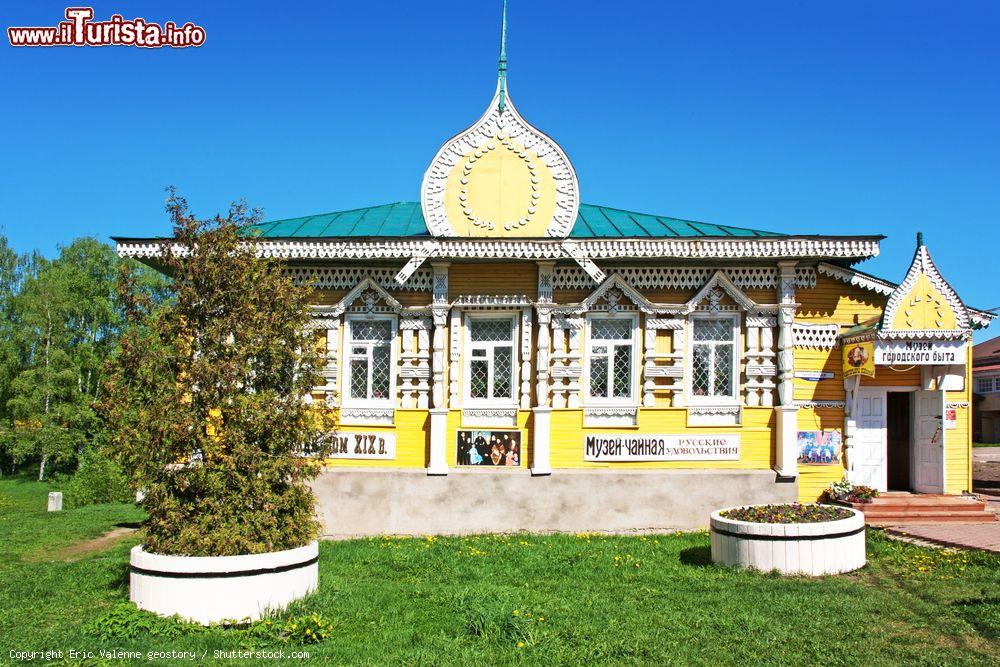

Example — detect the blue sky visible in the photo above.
[1,1,997,339]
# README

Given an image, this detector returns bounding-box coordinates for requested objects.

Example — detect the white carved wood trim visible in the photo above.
[776,262,797,407]
[118,237,881,263]
[554,266,817,291]
[881,243,971,332]
[399,316,432,409]
[420,87,580,239]
[639,316,687,407]
[551,315,583,408]
[686,270,758,313]
[744,314,776,408]
[285,266,433,292]
[796,400,846,410]
[549,318,569,408]
[642,326,657,407]
[319,321,341,401]
[340,406,395,426]
[581,274,658,314]
[452,294,532,308]
[792,322,840,349]
[686,405,741,427]
[326,277,405,317]
[646,318,685,330]
[583,406,638,427]
[535,307,552,407]
[461,407,518,428]
[670,326,686,407]
[448,309,461,406]
[520,308,532,409]
[816,262,895,296]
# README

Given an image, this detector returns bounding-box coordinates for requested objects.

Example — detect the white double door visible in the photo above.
[853,388,943,493]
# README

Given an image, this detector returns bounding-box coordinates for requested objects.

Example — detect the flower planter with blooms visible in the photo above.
[99,193,336,624]
[710,503,866,576]
[819,478,880,505]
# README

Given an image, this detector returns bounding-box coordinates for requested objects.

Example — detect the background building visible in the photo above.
[973,335,1000,444]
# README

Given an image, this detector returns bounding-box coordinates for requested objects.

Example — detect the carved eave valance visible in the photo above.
[116,236,881,264]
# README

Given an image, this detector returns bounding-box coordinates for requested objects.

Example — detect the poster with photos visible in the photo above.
[797,430,842,465]
[457,430,521,467]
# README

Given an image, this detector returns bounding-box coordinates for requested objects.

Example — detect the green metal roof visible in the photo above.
[245,202,785,239]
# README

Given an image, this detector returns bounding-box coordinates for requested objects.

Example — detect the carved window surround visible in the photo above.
[583,406,639,427]
[686,405,742,427]
[461,407,518,428]
[339,406,395,426]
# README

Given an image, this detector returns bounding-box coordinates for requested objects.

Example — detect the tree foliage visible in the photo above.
[98,189,332,556]
[0,237,165,480]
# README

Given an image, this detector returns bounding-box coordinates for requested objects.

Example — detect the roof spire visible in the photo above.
[917,231,924,247]
[497,0,508,113]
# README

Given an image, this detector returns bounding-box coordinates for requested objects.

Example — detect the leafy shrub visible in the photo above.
[64,449,132,507]
[720,503,853,523]
[98,190,334,556]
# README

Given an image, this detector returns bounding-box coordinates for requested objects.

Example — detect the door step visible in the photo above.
[840,494,998,526]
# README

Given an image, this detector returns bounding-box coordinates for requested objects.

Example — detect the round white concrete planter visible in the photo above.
[710,506,865,576]
[130,541,318,625]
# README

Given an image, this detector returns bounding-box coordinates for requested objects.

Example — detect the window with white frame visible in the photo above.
[344,316,395,403]
[689,315,739,401]
[586,315,637,402]
[465,316,517,403]
[977,376,1000,394]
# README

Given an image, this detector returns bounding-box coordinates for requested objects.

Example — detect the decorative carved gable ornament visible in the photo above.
[581,274,657,314]
[880,239,969,338]
[328,277,404,318]
[685,270,758,314]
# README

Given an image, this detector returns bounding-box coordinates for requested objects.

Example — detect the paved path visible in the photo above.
[885,523,1000,553]
[973,446,1000,463]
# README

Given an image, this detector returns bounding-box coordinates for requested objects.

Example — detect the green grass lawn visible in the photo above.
[1,478,999,666]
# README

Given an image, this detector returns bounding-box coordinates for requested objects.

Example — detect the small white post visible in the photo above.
[47,491,63,512]
[531,407,552,476]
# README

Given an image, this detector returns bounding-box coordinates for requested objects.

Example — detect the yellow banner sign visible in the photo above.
[843,341,875,378]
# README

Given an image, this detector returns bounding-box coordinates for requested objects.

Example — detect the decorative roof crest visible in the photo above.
[419,2,579,239]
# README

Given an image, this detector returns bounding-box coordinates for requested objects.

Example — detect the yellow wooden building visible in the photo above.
[115,16,993,536]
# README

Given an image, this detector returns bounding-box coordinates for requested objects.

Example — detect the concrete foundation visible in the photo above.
[311,468,797,538]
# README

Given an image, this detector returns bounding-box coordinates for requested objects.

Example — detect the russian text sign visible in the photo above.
[584,434,740,462]
[874,340,965,365]
[328,432,396,460]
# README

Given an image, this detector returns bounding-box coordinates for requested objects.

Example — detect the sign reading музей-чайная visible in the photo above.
[584,434,740,462]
